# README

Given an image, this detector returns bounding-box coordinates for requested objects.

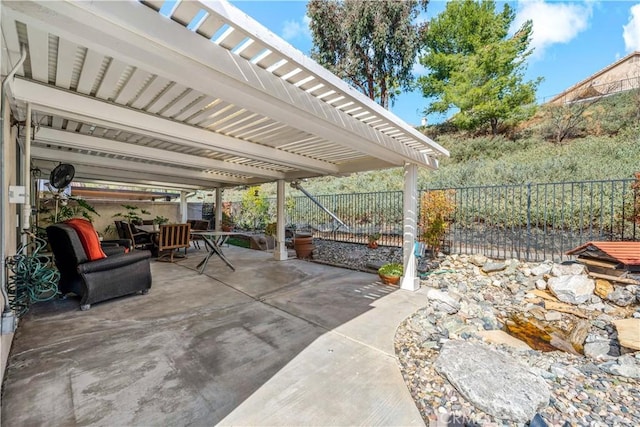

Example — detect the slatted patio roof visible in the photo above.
[1,0,448,190]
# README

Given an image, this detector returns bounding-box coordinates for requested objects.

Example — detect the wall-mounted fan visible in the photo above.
[45,163,75,222]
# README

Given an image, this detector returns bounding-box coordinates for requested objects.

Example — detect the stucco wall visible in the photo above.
[2,98,19,384]
[37,200,182,239]
[550,54,640,104]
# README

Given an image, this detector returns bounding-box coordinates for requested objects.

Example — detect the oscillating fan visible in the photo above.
[45,163,75,222]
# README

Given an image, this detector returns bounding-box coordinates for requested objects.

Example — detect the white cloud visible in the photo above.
[623,4,640,52]
[282,15,311,41]
[513,0,593,58]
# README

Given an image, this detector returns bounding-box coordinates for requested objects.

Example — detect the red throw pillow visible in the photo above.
[65,218,107,261]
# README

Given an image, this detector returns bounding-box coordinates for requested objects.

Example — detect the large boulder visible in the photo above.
[435,341,550,422]
[547,275,595,304]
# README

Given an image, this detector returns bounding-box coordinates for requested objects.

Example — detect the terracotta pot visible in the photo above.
[294,233,314,259]
[378,273,401,286]
[367,241,378,249]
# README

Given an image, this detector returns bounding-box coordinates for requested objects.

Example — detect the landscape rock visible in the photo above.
[545,311,562,321]
[425,288,460,314]
[594,279,614,299]
[435,340,550,422]
[470,254,488,266]
[598,355,640,379]
[584,341,615,360]
[547,275,595,305]
[551,263,585,277]
[606,288,636,307]
[535,278,547,290]
[476,330,532,351]
[482,262,507,273]
[531,263,552,277]
[612,318,640,350]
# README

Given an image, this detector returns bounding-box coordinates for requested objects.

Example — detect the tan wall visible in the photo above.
[38,200,182,239]
[2,98,20,385]
[551,55,640,104]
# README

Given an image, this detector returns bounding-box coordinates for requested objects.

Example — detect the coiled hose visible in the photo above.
[5,234,59,317]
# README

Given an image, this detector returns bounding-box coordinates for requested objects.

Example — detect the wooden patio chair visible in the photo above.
[157,223,191,262]
[189,219,210,249]
[123,222,154,251]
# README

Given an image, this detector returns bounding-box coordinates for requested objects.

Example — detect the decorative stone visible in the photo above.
[594,279,614,299]
[531,263,552,277]
[477,330,532,351]
[482,262,507,273]
[584,341,614,360]
[606,288,635,307]
[612,319,640,350]
[425,288,460,314]
[545,311,562,321]
[551,263,586,277]
[547,275,595,305]
[470,254,488,266]
[598,355,640,379]
[435,341,550,422]
[535,279,547,290]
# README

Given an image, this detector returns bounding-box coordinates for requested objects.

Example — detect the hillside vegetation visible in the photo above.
[223,91,639,200]
[299,90,640,195]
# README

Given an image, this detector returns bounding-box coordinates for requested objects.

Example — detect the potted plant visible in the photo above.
[367,233,381,249]
[378,262,403,286]
[152,215,169,231]
[113,204,150,225]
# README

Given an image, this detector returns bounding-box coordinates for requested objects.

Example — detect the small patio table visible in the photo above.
[190,230,238,274]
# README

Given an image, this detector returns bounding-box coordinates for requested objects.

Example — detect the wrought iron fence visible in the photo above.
[432,179,638,262]
[215,178,638,262]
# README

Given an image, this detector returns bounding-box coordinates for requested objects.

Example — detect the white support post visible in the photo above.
[401,163,420,291]
[215,188,223,231]
[273,179,288,260]
[180,191,188,223]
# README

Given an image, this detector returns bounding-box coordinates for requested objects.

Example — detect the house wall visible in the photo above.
[1,97,20,385]
[550,54,640,104]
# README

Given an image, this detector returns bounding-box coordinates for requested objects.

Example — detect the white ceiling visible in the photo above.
[1,0,448,191]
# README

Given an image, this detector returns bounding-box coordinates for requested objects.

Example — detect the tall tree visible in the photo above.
[307,0,428,109]
[418,0,541,134]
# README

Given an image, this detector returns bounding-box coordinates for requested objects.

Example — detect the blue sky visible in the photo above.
[229,0,640,127]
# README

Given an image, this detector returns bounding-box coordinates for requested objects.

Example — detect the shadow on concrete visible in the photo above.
[1,246,420,426]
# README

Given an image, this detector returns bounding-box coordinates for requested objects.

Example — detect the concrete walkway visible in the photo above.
[2,246,430,426]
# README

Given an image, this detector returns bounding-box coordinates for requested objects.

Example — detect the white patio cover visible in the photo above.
[1,0,448,190]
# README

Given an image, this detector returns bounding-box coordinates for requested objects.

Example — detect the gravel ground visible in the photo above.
[311,242,640,426]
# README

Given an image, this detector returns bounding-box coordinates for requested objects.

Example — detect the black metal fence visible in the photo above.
[215,178,638,262]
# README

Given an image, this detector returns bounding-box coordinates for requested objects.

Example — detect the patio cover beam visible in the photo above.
[31,160,212,191]
[11,79,339,176]
[31,146,236,188]
[33,128,284,182]
[3,1,441,170]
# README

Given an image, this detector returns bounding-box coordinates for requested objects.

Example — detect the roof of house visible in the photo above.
[566,241,640,266]
[548,51,640,104]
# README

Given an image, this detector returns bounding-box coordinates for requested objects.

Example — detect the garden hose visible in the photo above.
[5,234,59,317]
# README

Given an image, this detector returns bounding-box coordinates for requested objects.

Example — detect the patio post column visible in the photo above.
[401,163,420,291]
[215,188,222,231]
[21,103,31,246]
[273,179,288,260]
[180,191,188,223]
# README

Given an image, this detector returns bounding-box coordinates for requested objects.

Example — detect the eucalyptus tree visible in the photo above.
[307,0,429,109]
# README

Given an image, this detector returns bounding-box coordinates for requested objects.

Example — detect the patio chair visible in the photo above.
[189,219,209,249]
[156,223,191,262]
[123,222,154,251]
[46,220,152,310]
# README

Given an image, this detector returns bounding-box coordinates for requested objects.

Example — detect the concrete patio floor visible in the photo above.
[2,246,432,426]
